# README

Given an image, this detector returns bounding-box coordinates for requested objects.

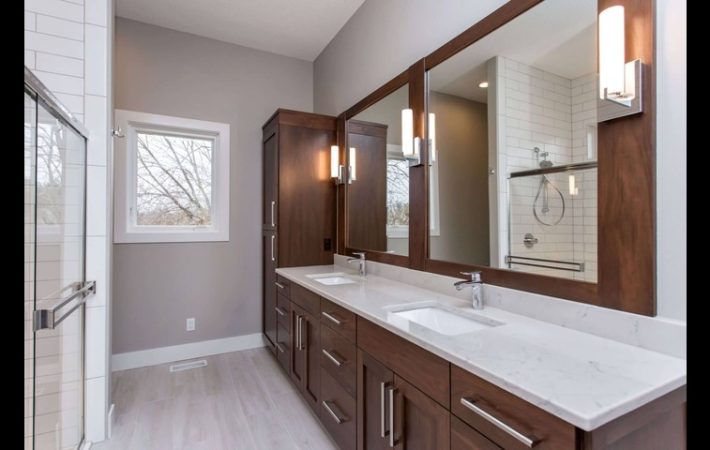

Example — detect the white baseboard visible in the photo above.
[111,333,265,371]
[107,403,115,439]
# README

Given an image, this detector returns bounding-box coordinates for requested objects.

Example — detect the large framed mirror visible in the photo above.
[425,0,598,282]
[339,0,655,315]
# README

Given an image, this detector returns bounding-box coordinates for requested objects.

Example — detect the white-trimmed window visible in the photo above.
[114,110,230,243]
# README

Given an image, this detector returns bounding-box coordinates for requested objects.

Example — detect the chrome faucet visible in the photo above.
[454,271,483,309]
[347,252,367,276]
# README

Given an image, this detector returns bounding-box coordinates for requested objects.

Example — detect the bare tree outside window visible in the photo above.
[387,158,409,226]
[136,132,213,226]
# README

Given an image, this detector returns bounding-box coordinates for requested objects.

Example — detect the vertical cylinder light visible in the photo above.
[349,147,357,181]
[402,108,414,156]
[599,5,625,99]
[330,145,340,179]
[569,174,578,196]
[428,113,436,163]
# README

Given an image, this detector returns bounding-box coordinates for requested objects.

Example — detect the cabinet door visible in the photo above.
[451,416,502,450]
[263,131,277,230]
[275,320,290,373]
[262,231,277,349]
[291,305,306,386]
[392,375,450,450]
[302,310,321,412]
[357,350,394,450]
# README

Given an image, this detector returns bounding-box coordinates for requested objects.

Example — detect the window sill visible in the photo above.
[114,229,229,244]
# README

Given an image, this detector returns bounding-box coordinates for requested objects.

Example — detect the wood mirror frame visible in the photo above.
[337,0,655,316]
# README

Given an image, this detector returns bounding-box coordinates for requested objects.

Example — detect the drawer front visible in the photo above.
[320,297,357,342]
[451,365,576,450]
[451,415,502,450]
[276,293,291,329]
[275,274,290,298]
[357,317,450,408]
[320,325,356,397]
[319,369,356,450]
[291,283,320,315]
[275,321,290,373]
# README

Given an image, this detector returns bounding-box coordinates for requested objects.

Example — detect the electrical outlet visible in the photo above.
[186,317,195,331]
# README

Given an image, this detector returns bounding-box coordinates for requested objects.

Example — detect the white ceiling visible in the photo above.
[430,0,597,102]
[115,0,365,61]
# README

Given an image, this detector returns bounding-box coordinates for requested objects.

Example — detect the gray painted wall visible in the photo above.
[313,0,686,321]
[112,18,313,354]
[429,92,489,266]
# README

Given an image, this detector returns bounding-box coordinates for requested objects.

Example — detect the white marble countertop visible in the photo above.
[276,264,686,431]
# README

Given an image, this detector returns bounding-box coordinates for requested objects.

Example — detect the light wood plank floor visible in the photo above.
[93,348,338,450]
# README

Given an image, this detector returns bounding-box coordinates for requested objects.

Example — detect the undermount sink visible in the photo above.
[306,272,357,286]
[387,304,502,336]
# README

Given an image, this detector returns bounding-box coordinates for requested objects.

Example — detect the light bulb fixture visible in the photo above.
[598,5,643,120]
[401,108,422,166]
[428,112,436,164]
[348,147,357,183]
[569,174,579,196]
[330,145,345,184]
[478,81,489,88]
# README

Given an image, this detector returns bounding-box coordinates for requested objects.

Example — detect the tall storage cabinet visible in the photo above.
[262,109,337,352]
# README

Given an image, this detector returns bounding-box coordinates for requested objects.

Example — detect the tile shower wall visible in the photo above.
[492,56,597,282]
[25,0,113,444]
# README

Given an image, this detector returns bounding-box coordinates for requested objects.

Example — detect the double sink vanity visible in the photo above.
[267,257,685,450]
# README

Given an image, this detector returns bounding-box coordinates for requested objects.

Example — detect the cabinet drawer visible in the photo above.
[275,321,290,372]
[319,369,356,450]
[451,365,576,450]
[452,415,502,450]
[357,317,449,408]
[275,274,290,298]
[276,294,291,329]
[291,283,320,315]
[320,325,356,397]
[320,297,356,342]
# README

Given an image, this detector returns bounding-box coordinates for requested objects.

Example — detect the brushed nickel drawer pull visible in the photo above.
[380,382,388,438]
[274,306,286,316]
[274,281,286,289]
[388,387,396,447]
[275,342,284,353]
[321,348,344,367]
[321,311,343,325]
[271,200,275,227]
[322,400,346,424]
[460,397,539,448]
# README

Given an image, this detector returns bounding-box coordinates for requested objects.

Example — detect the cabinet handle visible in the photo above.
[296,316,301,350]
[321,311,342,326]
[275,342,284,353]
[460,397,539,448]
[388,387,396,447]
[271,200,275,227]
[271,235,275,262]
[321,348,344,367]
[380,382,388,438]
[322,400,345,424]
[274,306,286,316]
[274,281,285,289]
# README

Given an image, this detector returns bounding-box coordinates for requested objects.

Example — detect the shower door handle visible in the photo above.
[34,280,96,331]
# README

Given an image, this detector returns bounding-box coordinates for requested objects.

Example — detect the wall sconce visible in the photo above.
[598,5,643,121]
[331,145,345,184]
[569,174,579,196]
[428,112,436,163]
[401,108,422,166]
[349,147,357,183]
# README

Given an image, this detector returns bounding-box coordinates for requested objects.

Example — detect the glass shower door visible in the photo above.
[25,70,93,450]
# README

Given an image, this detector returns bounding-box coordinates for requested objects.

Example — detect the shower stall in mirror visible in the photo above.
[25,67,94,450]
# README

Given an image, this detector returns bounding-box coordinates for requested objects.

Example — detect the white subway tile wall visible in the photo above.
[24,0,112,446]
[494,56,597,282]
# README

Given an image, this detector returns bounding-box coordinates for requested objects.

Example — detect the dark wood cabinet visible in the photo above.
[262,231,277,349]
[451,415,502,450]
[392,375,450,450]
[291,304,321,414]
[357,350,393,450]
[261,109,336,351]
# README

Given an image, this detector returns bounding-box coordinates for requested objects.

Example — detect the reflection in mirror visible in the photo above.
[347,84,410,256]
[427,0,598,282]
